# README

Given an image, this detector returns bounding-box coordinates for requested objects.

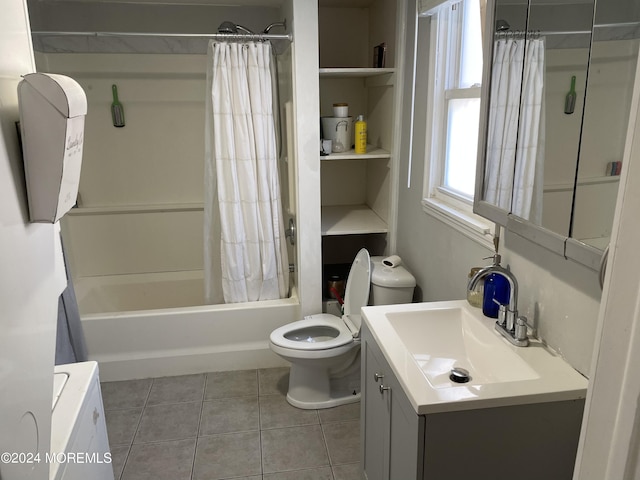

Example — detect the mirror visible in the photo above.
[571,0,640,251]
[475,0,640,268]
[482,0,593,234]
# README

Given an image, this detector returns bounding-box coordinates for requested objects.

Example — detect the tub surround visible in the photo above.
[74,270,206,314]
[33,34,214,55]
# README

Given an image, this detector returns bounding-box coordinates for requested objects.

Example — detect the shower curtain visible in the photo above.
[204,40,289,304]
[484,37,545,223]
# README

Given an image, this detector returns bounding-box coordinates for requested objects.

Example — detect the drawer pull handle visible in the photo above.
[374,373,384,382]
[379,384,390,394]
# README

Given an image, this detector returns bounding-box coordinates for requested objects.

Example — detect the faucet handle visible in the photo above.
[493,299,517,330]
[515,316,529,342]
[492,298,507,326]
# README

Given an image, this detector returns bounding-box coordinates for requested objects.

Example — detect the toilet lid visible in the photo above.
[342,248,371,335]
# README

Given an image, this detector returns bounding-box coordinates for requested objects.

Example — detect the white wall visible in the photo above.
[288,0,322,315]
[395,7,601,376]
[396,14,492,303]
[574,65,640,478]
[0,0,66,478]
[498,233,601,375]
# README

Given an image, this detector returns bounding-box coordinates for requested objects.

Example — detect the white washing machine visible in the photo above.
[51,361,113,480]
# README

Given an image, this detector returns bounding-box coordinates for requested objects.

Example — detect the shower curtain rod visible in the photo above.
[495,20,640,38]
[32,31,293,42]
[495,29,591,38]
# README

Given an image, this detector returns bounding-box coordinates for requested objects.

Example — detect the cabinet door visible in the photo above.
[362,323,425,480]
[388,371,424,480]
[362,338,391,480]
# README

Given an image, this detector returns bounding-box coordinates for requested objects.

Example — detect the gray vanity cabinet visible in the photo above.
[361,322,586,480]
[361,323,425,480]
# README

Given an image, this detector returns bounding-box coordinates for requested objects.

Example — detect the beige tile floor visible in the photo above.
[101,367,361,480]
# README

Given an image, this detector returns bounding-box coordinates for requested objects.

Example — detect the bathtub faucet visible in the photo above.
[468,259,529,347]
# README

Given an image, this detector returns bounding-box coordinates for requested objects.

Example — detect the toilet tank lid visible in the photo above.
[371,256,416,288]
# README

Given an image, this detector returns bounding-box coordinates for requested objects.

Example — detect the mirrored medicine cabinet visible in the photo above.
[474,0,640,270]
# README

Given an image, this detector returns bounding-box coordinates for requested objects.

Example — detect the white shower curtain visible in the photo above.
[484,38,545,222]
[204,40,289,304]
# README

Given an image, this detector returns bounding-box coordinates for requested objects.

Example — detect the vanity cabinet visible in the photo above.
[361,322,586,480]
[317,0,402,296]
[362,325,425,480]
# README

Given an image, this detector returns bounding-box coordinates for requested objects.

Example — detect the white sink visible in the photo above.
[386,307,539,388]
[362,300,588,414]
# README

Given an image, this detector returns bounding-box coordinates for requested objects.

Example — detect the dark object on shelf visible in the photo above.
[373,43,387,68]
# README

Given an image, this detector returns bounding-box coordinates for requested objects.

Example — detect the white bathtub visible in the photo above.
[74,270,297,381]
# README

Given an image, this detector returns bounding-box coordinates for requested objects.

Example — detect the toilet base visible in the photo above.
[285,348,361,410]
[287,391,361,410]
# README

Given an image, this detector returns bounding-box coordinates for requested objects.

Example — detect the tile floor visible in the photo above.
[101,367,361,480]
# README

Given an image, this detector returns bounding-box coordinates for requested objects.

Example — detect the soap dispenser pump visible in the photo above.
[482,253,510,318]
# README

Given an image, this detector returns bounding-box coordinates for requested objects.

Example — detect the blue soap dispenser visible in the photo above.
[482,253,510,318]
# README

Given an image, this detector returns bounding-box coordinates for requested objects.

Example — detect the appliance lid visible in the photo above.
[21,73,88,118]
[343,248,371,333]
[371,256,416,288]
[52,372,69,411]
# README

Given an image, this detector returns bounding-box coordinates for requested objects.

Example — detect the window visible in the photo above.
[421,0,494,245]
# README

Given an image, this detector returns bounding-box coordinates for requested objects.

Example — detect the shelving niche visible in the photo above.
[318,0,400,302]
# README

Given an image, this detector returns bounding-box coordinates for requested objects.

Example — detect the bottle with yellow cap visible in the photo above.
[354,114,367,154]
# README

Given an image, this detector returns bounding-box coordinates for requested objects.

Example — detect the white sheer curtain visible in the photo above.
[204,40,289,304]
[484,38,545,222]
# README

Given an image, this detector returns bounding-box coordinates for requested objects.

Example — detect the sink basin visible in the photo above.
[361,300,588,414]
[386,307,539,388]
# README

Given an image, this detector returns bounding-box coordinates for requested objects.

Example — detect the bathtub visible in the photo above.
[74,270,297,381]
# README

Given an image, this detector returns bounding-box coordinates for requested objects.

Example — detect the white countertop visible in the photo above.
[362,300,589,415]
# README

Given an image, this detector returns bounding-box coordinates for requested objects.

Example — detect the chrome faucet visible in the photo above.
[468,256,529,347]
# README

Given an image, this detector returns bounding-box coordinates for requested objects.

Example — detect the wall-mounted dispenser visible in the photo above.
[18,73,87,223]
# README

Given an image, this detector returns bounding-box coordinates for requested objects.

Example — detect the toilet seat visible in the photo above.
[270,313,353,351]
[270,249,372,352]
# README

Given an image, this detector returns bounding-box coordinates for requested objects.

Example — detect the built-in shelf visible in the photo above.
[67,203,204,216]
[321,146,390,160]
[319,67,395,78]
[321,205,388,236]
[544,175,620,193]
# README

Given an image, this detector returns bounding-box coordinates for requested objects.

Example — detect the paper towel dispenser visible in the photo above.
[18,73,87,223]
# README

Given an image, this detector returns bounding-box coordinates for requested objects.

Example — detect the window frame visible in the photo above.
[421,0,494,248]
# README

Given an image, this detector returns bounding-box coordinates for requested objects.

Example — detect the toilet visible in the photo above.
[269,249,416,409]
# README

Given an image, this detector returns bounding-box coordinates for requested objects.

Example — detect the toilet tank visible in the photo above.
[370,257,416,306]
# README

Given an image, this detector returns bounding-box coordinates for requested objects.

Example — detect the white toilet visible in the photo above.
[269,249,416,409]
